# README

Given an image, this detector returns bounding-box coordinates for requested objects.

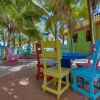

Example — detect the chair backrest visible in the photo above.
[5,47,14,57]
[62,44,69,53]
[91,40,100,75]
[85,42,100,69]
[41,40,62,74]
[36,42,42,65]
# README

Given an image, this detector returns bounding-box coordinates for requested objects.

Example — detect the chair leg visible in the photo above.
[66,74,69,86]
[72,75,77,91]
[98,79,100,88]
[42,74,47,93]
[57,78,61,100]
[36,66,41,80]
[89,80,95,100]
[36,67,39,80]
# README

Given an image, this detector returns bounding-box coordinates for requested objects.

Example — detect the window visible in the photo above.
[72,33,78,43]
[86,30,92,41]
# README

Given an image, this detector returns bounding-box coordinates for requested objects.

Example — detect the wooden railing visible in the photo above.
[64,14,100,34]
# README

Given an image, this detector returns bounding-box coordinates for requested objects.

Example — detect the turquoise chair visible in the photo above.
[72,40,100,100]
[17,48,24,55]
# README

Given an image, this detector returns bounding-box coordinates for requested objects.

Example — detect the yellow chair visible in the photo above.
[41,40,70,100]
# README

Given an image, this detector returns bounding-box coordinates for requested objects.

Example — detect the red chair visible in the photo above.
[5,47,19,66]
[35,42,57,80]
[35,43,43,80]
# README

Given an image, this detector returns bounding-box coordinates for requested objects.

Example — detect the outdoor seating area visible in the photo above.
[0,40,100,100]
[0,0,100,100]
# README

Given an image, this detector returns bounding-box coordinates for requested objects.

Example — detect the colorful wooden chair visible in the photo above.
[5,47,19,66]
[35,42,43,80]
[41,40,70,100]
[72,40,100,100]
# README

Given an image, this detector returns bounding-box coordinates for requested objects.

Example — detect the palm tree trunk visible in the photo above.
[68,27,74,52]
[87,0,95,44]
[19,33,22,47]
[28,36,31,46]
[62,35,64,44]
[7,32,11,47]
[12,32,16,50]
[54,23,57,39]
[68,9,75,52]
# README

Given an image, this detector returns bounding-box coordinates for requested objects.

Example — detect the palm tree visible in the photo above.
[62,0,88,52]
[0,0,46,48]
[33,0,67,39]
[0,29,6,46]
[35,0,89,51]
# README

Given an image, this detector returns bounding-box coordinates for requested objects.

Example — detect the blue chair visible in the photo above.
[17,48,24,55]
[72,40,100,100]
[25,46,32,56]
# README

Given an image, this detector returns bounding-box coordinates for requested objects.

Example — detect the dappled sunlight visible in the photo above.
[9,65,25,72]
[0,66,9,69]
[29,61,37,67]
[13,95,18,99]
[10,88,14,91]
[18,78,30,86]
[1,85,19,99]
[8,91,13,95]
[64,97,68,100]
[0,0,100,99]
[0,60,37,77]
[11,82,16,87]
[1,86,9,92]
[0,63,92,100]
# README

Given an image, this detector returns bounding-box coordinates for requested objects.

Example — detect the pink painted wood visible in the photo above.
[5,47,19,66]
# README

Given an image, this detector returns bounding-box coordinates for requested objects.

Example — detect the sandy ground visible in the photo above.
[0,59,100,100]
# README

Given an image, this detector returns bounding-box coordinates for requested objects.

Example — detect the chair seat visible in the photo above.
[43,66,70,78]
[76,63,100,69]
[72,67,100,80]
